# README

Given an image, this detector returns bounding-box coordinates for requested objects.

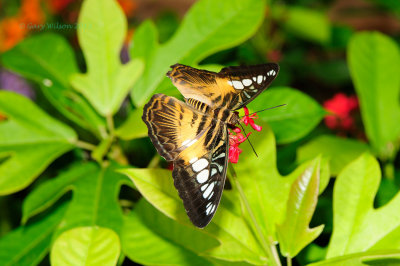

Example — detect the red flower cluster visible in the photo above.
[228,107,262,163]
[323,93,359,130]
[229,127,251,164]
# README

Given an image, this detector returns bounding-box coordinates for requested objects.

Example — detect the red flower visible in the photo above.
[242,106,262,132]
[228,128,251,163]
[323,93,359,130]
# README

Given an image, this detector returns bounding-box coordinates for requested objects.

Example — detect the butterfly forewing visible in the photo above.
[167,63,279,110]
[218,63,280,109]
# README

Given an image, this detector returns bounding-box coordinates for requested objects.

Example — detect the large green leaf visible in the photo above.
[120,168,267,264]
[51,226,120,266]
[121,126,330,264]
[22,162,132,236]
[0,91,77,195]
[115,108,148,140]
[1,33,105,135]
[0,203,67,266]
[297,135,370,176]
[309,249,400,266]
[71,0,143,116]
[250,87,326,144]
[348,32,400,157]
[327,153,400,258]
[122,199,217,266]
[276,158,324,258]
[233,126,329,245]
[131,0,265,107]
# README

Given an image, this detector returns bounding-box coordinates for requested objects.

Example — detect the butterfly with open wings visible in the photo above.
[142,63,279,228]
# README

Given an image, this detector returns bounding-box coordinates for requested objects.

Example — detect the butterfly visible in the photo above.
[142,63,279,228]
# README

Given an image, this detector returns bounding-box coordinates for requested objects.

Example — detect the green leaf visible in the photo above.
[120,168,267,264]
[297,135,370,176]
[1,33,105,135]
[115,108,148,140]
[0,203,67,266]
[348,32,400,157]
[309,249,400,266]
[130,20,158,62]
[131,0,265,106]
[122,199,217,266]
[250,87,326,144]
[0,91,77,195]
[233,126,328,244]
[71,0,144,115]
[22,162,132,236]
[276,158,324,258]
[327,153,400,258]
[51,226,120,266]
[121,127,330,264]
[277,6,331,44]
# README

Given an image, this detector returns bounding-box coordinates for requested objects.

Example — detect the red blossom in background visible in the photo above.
[323,93,359,131]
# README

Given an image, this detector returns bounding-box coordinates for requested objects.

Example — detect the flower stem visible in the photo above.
[287,257,292,266]
[229,165,282,266]
[106,114,115,137]
[75,140,96,151]
[147,154,160,168]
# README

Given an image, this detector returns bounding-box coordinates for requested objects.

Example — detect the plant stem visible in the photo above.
[147,154,160,168]
[287,257,292,266]
[229,165,282,266]
[106,114,115,137]
[75,140,97,151]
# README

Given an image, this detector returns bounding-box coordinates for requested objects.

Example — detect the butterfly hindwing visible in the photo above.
[173,121,228,228]
[167,63,279,110]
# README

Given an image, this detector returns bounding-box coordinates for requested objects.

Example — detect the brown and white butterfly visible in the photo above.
[142,63,279,228]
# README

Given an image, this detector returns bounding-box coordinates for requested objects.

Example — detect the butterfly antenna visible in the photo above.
[238,123,258,157]
[240,104,287,118]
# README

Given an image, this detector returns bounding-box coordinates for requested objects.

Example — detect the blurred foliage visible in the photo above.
[0,0,400,265]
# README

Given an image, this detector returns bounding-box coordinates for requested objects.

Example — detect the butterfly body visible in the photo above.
[142,63,279,227]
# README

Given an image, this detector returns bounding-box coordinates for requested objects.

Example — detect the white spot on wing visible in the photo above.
[207,191,214,200]
[203,182,214,198]
[243,91,251,99]
[206,202,212,209]
[227,80,233,86]
[182,139,191,146]
[213,153,225,160]
[206,204,214,215]
[210,204,216,214]
[263,75,266,81]
[201,184,208,191]
[211,168,218,177]
[252,77,257,81]
[242,79,252,86]
[188,139,197,146]
[232,80,244,90]
[189,157,198,164]
[257,75,263,84]
[192,158,208,172]
[197,169,209,183]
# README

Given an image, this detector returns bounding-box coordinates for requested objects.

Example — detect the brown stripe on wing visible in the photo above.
[142,93,213,161]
